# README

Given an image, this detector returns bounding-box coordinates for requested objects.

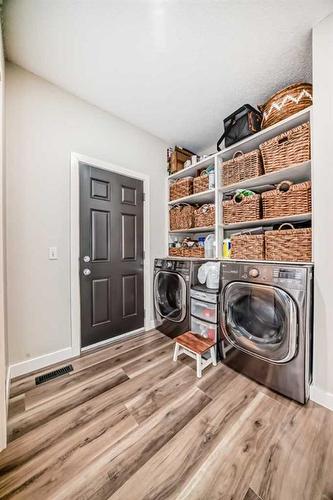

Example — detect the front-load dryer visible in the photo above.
[221,261,313,404]
[153,259,192,338]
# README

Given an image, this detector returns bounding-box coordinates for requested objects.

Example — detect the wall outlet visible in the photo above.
[48,247,58,260]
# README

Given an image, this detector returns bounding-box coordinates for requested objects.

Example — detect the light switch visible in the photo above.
[49,247,58,260]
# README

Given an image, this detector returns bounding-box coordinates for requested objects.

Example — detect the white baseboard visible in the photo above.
[310,385,333,411]
[145,319,156,331]
[6,366,10,410]
[9,347,73,379]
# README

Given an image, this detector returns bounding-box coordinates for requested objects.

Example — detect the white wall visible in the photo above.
[6,63,167,368]
[0,26,8,451]
[311,13,333,411]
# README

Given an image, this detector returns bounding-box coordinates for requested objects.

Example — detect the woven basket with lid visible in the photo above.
[260,83,312,129]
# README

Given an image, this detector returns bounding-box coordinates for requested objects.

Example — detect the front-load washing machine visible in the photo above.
[221,261,313,404]
[153,259,192,338]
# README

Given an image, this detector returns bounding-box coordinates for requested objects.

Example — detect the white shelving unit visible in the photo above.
[167,106,312,263]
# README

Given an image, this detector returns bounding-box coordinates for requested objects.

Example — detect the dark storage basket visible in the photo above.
[169,204,195,230]
[194,204,215,228]
[259,83,312,129]
[265,224,312,262]
[193,172,209,193]
[262,181,311,219]
[223,194,261,225]
[231,234,265,260]
[259,122,311,174]
[222,149,263,187]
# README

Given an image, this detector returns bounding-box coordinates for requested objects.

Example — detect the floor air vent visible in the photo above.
[35,364,74,385]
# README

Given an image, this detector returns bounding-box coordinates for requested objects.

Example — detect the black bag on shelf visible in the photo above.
[217,105,262,151]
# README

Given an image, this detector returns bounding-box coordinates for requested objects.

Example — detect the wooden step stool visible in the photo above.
[173,331,217,378]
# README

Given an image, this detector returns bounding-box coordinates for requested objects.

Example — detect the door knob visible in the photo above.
[83,256,91,263]
[83,268,91,276]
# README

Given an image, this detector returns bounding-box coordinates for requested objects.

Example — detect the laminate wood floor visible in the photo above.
[1,329,333,500]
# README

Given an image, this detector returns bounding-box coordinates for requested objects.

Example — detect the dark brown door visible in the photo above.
[80,163,144,348]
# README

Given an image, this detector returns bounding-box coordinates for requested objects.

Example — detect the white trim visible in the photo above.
[70,152,151,355]
[9,347,73,379]
[310,385,333,412]
[81,327,145,352]
[146,319,156,331]
[6,367,10,407]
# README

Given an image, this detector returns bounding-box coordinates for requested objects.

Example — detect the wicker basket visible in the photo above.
[260,83,312,129]
[182,246,205,258]
[223,194,261,225]
[231,233,265,260]
[259,122,310,174]
[262,181,311,219]
[169,177,193,201]
[169,247,184,257]
[194,204,215,228]
[169,204,195,230]
[222,150,263,187]
[193,172,209,194]
[265,224,312,262]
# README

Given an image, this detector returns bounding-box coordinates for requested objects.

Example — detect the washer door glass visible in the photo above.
[223,282,297,363]
[154,271,186,323]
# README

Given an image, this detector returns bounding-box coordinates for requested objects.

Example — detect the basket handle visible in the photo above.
[278,223,295,231]
[277,180,293,193]
[277,135,289,145]
[199,169,209,177]
[233,150,244,160]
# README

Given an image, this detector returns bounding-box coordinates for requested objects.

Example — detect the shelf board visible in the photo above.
[168,155,216,180]
[169,226,215,233]
[222,212,311,231]
[223,258,313,266]
[166,256,218,261]
[168,189,215,206]
[218,107,312,160]
[220,160,311,194]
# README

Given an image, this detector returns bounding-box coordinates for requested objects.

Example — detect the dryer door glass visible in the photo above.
[154,271,186,323]
[223,282,297,363]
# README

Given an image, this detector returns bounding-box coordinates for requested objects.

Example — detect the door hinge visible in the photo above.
[142,192,146,202]
[144,309,146,319]
[143,250,145,260]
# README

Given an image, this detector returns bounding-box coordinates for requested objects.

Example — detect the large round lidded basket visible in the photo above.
[259,83,312,129]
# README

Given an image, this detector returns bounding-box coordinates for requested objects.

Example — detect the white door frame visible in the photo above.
[70,152,151,356]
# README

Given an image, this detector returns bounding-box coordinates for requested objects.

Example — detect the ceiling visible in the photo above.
[3,0,333,151]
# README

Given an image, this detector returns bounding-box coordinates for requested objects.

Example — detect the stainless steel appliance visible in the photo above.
[154,259,192,338]
[221,261,313,403]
